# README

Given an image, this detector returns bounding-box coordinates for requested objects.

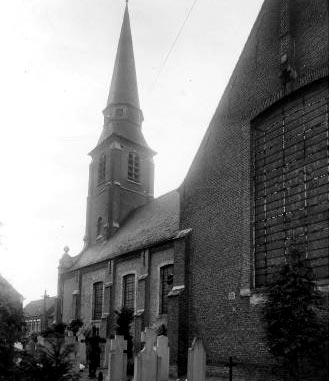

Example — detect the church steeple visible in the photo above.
[97,4,147,147]
[107,4,140,109]
[84,4,155,246]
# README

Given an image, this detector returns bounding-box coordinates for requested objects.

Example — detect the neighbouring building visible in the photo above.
[57,0,328,379]
[0,273,23,311]
[24,296,56,335]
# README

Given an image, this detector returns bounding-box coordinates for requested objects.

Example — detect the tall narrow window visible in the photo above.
[93,282,103,320]
[122,274,135,311]
[159,264,174,314]
[128,153,140,182]
[96,217,103,237]
[98,155,106,184]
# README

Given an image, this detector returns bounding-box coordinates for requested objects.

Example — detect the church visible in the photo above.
[57,0,328,379]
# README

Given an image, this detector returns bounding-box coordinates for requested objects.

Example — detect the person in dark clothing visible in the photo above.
[85,326,106,379]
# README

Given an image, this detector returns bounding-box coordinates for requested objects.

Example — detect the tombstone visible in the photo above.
[107,335,127,381]
[37,336,45,347]
[156,335,170,381]
[102,338,111,368]
[187,338,206,381]
[78,332,87,365]
[134,328,161,381]
[65,336,79,374]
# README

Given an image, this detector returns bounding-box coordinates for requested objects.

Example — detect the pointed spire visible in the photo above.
[107,4,140,109]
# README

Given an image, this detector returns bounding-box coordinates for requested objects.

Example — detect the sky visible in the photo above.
[0,0,263,304]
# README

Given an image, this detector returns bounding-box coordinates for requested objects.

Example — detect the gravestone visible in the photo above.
[187,338,206,381]
[65,336,79,374]
[103,338,111,368]
[134,328,160,381]
[77,332,87,365]
[107,335,127,381]
[156,335,170,381]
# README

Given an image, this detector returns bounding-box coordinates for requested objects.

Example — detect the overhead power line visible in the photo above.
[149,0,199,93]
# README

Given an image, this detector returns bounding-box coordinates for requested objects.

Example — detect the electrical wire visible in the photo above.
[149,0,199,93]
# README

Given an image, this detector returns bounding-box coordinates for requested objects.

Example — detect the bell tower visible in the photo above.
[84,4,155,245]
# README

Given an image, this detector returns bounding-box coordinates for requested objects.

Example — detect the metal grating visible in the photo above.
[252,83,329,287]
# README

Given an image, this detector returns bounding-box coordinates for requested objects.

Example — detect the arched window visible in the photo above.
[97,155,106,184]
[128,153,140,182]
[159,264,174,314]
[96,217,103,237]
[122,274,135,311]
[252,88,329,287]
[92,282,103,320]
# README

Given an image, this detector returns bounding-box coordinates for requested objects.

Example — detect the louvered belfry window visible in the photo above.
[96,217,103,237]
[98,155,106,184]
[93,282,103,320]
[122,274,135,311]
[128,153,140,182]
[252,81,329,287]
[160,264,174,314]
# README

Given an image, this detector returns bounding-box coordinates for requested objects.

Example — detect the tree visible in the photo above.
[15,322,77,381]
[68,318,83,337]
[262,246,329,380]
[0,293,25,380]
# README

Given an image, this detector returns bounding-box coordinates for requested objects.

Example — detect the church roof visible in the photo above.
[184,0,328,185]
[107,4,140,109]
[95,122,150,152]
[71,190,180,270]
[24,297,57,319]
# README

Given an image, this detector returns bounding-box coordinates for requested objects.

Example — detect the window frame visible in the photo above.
[97,154,106,185]
[96,217,103,237]
[92,281,104,321]
[159,263,174,315]
[122,273,136,312]
[128,152,141,183]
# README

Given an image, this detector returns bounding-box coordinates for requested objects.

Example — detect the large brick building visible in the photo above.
[57,0,328,379]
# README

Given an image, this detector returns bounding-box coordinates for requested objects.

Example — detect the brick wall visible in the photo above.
[86,136,154,243]
[114,255,140,312]
[180,0,328,378]
[80,266,107,323]
[149,247,174,327]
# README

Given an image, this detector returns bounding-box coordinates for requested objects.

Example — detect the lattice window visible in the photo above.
[98,155,106,184]
[159,264,174,314]
[128,153,140,182]
[252,82,329,287]
[122,274,135,311]
[93,282,103,320]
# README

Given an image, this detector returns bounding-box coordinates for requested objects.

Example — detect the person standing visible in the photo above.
[85,326,106,379]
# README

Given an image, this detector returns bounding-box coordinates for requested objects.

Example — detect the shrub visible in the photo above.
[262,247,329,380]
